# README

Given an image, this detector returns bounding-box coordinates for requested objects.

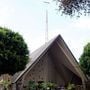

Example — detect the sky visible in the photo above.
[0,0,90,60]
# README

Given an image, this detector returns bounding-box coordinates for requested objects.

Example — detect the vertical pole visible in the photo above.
[45,9,48,43]
[44,1,49,43]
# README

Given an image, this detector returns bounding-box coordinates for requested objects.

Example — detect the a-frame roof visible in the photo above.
[12,35,87,83]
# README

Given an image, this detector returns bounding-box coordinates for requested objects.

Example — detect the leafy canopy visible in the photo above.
[55,0,90,16]
[79,43,90,76]
[0,27,29,75]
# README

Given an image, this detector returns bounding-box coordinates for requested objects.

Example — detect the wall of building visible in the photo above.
[16,52,65,90]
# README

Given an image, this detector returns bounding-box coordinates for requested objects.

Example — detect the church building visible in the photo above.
[11,35,87,90]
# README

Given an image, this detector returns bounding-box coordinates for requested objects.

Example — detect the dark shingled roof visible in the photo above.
[12,35,87,83]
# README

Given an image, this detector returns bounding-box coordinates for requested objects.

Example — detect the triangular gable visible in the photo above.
[12,35,59,83]
[12,35,87,83]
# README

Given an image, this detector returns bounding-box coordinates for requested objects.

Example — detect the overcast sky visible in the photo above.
[0,0,90,60]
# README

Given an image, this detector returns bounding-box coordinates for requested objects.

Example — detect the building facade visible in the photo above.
[11,35,87,90]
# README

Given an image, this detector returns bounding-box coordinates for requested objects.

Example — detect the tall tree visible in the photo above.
[79,43,90,76]
[0,27,29,75]
[55,0,90,16]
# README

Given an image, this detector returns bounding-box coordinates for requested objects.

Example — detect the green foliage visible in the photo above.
[37,81,45,89]
[0,79,11,90]
[40,82,47,89]
[0,27,29,75]
[67,83,75,90]
[46,82,56,89]
[79,43,90,76]
[27,81,56,90]
[55,0,90,16]
[27,81,37,90]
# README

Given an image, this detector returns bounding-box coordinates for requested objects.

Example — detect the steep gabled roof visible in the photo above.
[12,35,87,83]
[12,35,59,83]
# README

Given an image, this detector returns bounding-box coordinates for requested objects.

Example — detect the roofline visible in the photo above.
[13,34,87,83]
[13,35,60,83]
[58,35,88,81]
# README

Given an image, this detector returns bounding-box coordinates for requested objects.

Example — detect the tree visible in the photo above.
[79,43,90,76]
[55,0,90,16]
[0,27,29,75]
